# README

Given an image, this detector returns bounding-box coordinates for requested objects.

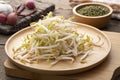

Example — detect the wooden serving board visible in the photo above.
[4,31,120,80]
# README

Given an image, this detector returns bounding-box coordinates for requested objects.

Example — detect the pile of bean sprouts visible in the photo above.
[13,12,103,65]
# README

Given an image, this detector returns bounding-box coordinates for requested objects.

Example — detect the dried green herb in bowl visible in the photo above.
[73,3,113,28]
[77,5,110,16]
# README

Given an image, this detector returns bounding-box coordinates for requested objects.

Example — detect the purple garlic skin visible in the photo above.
[0,13,7,24]
[6,12,18,25]
[25,0,36,9]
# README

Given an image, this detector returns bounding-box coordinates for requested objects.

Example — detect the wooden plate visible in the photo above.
[5,22,111,75]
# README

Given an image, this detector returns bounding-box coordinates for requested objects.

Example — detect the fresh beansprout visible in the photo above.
[13,12,103,66]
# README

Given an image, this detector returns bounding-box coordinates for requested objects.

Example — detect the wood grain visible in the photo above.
[0,0,120,80]
[4,31,120,80]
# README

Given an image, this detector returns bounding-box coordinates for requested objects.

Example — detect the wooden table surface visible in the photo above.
[0,0,120,80]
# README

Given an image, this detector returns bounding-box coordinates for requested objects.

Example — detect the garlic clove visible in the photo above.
[0,1,7,4]
[6,4,14,15]
[0,13,7,24]
[6,12,18,25]
[0,3,13,15]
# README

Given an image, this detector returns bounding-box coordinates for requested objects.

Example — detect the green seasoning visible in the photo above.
[77,5,109,16]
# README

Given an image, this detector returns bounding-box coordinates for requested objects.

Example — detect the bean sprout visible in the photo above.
[13,12,103,66]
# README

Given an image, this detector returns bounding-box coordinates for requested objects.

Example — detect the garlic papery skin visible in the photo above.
[0,1,7,4]
[0,3,13,15]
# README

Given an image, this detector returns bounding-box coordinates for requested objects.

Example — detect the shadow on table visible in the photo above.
[112,67,120,80]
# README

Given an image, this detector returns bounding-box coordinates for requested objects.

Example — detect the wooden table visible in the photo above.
[0,0,120,80]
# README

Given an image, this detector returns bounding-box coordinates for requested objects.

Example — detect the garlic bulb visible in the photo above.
[0,1,7,4]
[0,2,13,15]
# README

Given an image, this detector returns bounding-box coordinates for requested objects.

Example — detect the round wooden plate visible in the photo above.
[5,22,111,75]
